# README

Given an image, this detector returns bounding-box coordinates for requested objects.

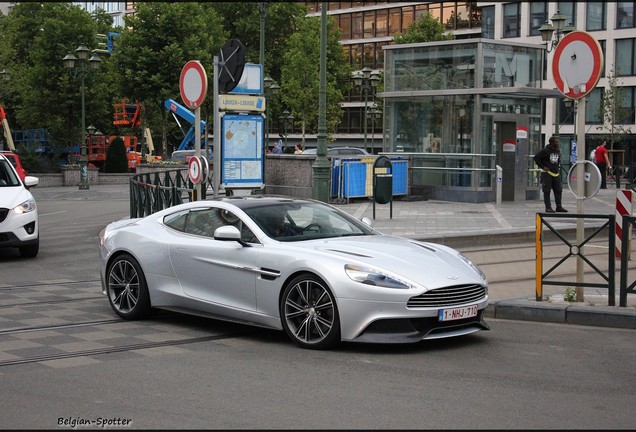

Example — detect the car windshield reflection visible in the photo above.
[243,202,375,241]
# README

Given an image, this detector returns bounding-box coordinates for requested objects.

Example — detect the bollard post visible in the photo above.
[496,165,503,206]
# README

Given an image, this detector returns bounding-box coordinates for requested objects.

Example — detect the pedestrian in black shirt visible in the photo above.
[533,136,568,213]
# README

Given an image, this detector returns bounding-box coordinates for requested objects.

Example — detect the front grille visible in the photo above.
[0,208,8,223]
[407,284,486,308]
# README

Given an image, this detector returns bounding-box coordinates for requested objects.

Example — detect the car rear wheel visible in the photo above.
[280,274,340,349]
[106,253,151,320]
[19,238,39,258]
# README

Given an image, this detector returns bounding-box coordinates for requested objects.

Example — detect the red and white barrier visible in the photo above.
[615,189,633,258]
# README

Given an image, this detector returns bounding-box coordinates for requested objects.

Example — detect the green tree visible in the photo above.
[596,68,633,152]
[0,3,111,155]
[111,3,228,157]
[280,16,352,145]
[209,2,307,82]
[393,12,455,44]
[104,136,128,173]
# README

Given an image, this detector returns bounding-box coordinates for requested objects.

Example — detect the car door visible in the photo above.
[167,207,262,312]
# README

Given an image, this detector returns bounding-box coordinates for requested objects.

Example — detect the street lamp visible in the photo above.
[278,109,294,151]
[257,2,268,68]
[63,44,101,190]
[352,67,381,153]
[539,11,574,137]
[369,104,382,153]
[539,10,574,53]
[263,75,280,151]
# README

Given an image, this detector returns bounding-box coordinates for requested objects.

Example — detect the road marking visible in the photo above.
[486,203,513,229]
[353,202,368,219]
[39,211,67,217]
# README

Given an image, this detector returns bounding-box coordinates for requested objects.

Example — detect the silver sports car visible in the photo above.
[99,196,489,349]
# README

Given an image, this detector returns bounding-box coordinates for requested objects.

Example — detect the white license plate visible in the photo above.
[438,304,478,322]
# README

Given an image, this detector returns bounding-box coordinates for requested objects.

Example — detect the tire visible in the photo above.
[106,253,151,320]
[19,238,39,258]
[280,274,340,349]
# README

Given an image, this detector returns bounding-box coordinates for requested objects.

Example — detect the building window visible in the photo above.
[401,6,414,32]
[388,8,401,35]
[352,12,363,39]
[340,14,351,39]
[530,2,548,36]
[376,9,388,37]
[503,3,520,38]
[482,5,495,39]
[617,2,636,29]
[586,2,607,31]
[618,86,635,124]
[557,2,577,28]
[586,88,603,124]
[364,10,375,38]
[616,38,636,76]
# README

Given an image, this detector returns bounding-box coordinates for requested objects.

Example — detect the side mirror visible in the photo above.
[213,225,251,247]
[24,176,39,189]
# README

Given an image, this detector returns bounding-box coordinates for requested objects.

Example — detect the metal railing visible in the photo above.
[535,212,615,305]
[129,168,214,218]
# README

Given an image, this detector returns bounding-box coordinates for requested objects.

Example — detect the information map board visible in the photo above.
[220,113,265,189]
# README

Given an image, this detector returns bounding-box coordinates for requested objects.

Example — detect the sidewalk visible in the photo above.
[32,182,636,330]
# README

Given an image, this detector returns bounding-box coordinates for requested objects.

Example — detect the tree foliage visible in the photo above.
[0,3,110,153]
[393,12,455,44]
[280,16,351,144]
[595,68,633,150]
[111,3,228,155]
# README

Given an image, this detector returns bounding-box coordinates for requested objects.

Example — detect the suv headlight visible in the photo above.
[13,198,36,214]
[345,264,414,289]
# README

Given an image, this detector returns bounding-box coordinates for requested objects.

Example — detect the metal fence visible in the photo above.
[129,169,214,218]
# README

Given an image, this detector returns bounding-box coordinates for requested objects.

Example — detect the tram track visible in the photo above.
[0,332,240,367]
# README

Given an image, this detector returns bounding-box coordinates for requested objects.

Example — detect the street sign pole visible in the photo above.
[552,31,603,302]
[180,60,208,201]
[213,55,220,198]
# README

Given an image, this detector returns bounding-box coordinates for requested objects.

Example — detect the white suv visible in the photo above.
[0,152,39,257]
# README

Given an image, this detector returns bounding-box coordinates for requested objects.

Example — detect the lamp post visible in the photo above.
[369,104,382,152]
[263,75,280,151]
[257,2,267,68]
[313,1,330,202]
[63,44,101,190]
[353,67,381,153]
[539,11,575,137]
[278,109,294,151]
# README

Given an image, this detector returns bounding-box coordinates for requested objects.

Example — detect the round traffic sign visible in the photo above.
[552,31,603,99]
[180,61,208,109]
[567,161,601,199]
[188,155,203,184]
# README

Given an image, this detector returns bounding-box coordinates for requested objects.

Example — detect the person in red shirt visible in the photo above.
[595,141,611,189]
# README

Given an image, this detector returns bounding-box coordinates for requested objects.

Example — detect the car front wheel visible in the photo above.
[280,274,340,349]
[106,253,151,320]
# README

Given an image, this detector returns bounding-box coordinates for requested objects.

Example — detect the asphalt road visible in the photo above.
[1,189,635,429]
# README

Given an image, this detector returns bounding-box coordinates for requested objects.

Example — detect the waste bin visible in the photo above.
[373,156,393,219]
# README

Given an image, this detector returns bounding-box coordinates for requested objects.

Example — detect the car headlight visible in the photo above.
[13,198,36,215]
[458,253,487,282]
[345,264,414,289]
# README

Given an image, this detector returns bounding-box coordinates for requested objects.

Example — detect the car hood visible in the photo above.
[307,235,483,288]
[1,186,33,209]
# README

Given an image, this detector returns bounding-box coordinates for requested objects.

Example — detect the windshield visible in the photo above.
[243,201,376,242]
[0,159,20,187]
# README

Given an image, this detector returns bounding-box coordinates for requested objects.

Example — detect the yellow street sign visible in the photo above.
[219,95,266,112]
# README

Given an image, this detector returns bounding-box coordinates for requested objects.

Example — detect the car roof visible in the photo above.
[213,195,318,211]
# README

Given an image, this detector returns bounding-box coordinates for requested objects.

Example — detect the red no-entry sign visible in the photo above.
[552,31,603,99]
[180,61,208,109]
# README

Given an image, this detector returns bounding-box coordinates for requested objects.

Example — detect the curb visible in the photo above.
[486,298,636,330]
